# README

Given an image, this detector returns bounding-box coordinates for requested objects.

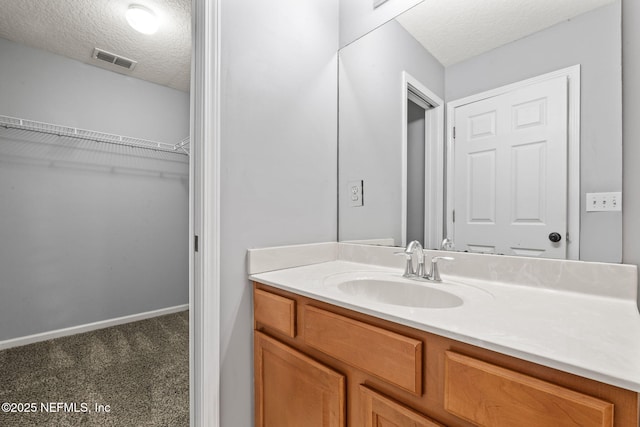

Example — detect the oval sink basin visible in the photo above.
[337,279,463,308]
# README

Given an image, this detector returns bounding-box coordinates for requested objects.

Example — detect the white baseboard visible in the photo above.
[0,304,189,351]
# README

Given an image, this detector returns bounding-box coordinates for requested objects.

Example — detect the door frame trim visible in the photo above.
[190,0,221,425]
[401,71,444,249]
[446,65,581,259]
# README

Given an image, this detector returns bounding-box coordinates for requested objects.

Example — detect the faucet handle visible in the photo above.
[394,251,414,277]
[415,249,426,278]
[428,256,454,282]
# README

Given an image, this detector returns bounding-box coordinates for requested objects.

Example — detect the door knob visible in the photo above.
[548,232,562,243]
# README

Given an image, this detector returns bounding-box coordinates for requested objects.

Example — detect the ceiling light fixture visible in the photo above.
[126,5,159,35]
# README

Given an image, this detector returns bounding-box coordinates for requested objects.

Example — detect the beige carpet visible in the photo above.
[0,311,189,427]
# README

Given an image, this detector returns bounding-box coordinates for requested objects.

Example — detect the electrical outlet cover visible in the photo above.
[348,180,363,207]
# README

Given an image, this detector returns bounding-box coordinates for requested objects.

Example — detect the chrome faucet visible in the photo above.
[396,241,454,281]
[440,238,454,251]
[396,240,425,278]
[426,256,454,282]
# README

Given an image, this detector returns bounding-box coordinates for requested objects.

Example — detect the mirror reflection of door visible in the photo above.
[406,93,433,245]
[401,74,444,250]
[452,75,569,258]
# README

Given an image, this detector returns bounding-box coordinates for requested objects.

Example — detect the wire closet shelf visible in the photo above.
[0,115,190,155]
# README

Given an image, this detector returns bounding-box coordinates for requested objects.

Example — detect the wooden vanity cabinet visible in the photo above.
[254,332,345,426]
[253,282,640,427]
[359,385,445,427]
[444,351,615,427]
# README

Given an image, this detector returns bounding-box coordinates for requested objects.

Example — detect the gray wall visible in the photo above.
[0,38,189,143]
[445,2,622,262]
[339,0,421,48]
[339,19,444,245]
[0,38,190,341]
[219,0,339,425]
[622,0,640,309]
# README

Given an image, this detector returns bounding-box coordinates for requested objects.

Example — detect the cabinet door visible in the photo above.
[359,385,444,427]
[255,332,345,427]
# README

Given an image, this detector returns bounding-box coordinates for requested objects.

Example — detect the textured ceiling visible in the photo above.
[0,0,191,92]
[396,0,617,66]
[0,0,617,91]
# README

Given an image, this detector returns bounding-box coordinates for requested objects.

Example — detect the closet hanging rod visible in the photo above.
[0,114,189,155]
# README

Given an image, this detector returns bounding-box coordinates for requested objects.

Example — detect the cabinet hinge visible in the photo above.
[195,235,199,252]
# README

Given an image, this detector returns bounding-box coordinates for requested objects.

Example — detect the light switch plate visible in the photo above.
[586,192,622,212]
[348,180,364,207]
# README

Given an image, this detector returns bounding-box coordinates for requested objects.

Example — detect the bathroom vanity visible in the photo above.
[249,243,640,427]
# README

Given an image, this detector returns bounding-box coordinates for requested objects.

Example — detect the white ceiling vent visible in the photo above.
[92,48,137,70]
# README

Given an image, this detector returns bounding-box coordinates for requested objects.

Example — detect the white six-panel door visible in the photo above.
[453,76,568,258]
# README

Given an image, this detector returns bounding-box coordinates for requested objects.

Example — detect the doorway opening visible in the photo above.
[401,72,444,249]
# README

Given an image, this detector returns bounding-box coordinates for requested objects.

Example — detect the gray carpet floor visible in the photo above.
[0,311,189,427]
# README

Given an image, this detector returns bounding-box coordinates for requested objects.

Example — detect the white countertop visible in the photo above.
[251,259,640,393]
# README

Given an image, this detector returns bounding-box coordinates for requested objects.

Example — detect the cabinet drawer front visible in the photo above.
[304,306,422,394]
[254,288,296,338]
[360,385,444,427]
[444,351,614,427]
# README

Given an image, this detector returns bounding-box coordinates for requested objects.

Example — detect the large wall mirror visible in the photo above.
[338,0,622,263]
